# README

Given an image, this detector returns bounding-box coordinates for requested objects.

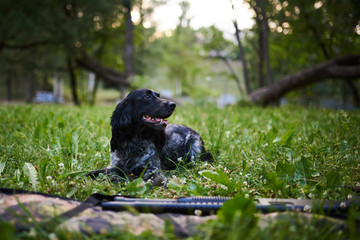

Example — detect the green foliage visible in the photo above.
[210,196,258,239]
[125,178,150,196]
[0,0,166,103]
[0,104,360,238]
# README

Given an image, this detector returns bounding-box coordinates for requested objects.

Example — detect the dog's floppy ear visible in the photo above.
[110,99,132,130]
[110,99,132,152]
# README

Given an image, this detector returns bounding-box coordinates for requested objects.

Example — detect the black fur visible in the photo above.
[87,89,212,186]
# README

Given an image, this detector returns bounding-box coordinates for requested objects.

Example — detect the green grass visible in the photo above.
[0,103,360,239]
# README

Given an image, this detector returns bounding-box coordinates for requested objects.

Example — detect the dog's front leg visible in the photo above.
[112,145,167,186]
[129,153,167,187]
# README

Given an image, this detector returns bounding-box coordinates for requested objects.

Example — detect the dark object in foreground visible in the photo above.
[1,188,357,237]
[102,196,360,217]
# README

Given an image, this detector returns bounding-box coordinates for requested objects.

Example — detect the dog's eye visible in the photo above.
[144,95,151,100]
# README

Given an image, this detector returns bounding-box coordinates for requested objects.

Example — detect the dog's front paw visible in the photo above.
[148,173,167,187]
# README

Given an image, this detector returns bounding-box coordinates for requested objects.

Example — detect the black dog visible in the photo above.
[88,89,212,186]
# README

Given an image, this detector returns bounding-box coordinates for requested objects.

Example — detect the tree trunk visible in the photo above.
[24,71,35,103]
[257,0,272,85]
[258,26,265,87]
[124,1,135,81]
[67,57,80,106]
[249,55,360,106]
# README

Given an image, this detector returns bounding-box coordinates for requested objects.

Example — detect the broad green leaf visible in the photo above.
[126,178,147,196]
[0,161,6,176]
[279,129,295,146]
[23,162,39,191]
[217,195,257,225]
[199,169,233,190]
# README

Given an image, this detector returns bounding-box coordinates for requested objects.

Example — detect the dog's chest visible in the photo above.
[111,139,159,167]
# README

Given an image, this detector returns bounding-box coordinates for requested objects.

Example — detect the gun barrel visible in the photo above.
[114,196,231,203]
[102,200,223,215]
[101,196,359,217]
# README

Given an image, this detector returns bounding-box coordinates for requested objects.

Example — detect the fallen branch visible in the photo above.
[76,54,129,88]
[249,55,360,106]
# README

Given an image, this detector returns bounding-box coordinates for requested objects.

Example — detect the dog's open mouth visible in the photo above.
[142,114,169,126]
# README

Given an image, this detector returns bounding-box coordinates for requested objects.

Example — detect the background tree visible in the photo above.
[240,0,360,106]
[0,0,163,104]
[156,0,205,96]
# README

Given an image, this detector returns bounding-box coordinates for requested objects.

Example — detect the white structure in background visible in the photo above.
[53,73,64,103]
[88,72,96,102]
[159,89,173,99]
[175,80,182,97]
[217,94,236,108]
[34,73,64,103]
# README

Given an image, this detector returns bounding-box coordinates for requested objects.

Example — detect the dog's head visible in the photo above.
[111,89,176,131]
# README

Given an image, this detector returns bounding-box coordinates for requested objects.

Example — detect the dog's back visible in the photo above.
[161,124,212,169]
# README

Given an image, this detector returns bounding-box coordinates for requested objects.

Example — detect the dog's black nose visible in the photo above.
[168,101,176,109]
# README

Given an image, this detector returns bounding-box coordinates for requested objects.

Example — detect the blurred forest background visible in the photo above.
[0,0,359,108]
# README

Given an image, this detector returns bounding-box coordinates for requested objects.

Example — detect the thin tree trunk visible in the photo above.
[230,0,250,95]
[67,57,80,106]
[233,20,250,95]
[124,1,135,81]
[346,79,360,108]
[6,74,12,101]
[224,57,245,95]
[209,55,246,95]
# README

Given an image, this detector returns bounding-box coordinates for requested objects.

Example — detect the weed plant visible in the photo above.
[0,103,359,239]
